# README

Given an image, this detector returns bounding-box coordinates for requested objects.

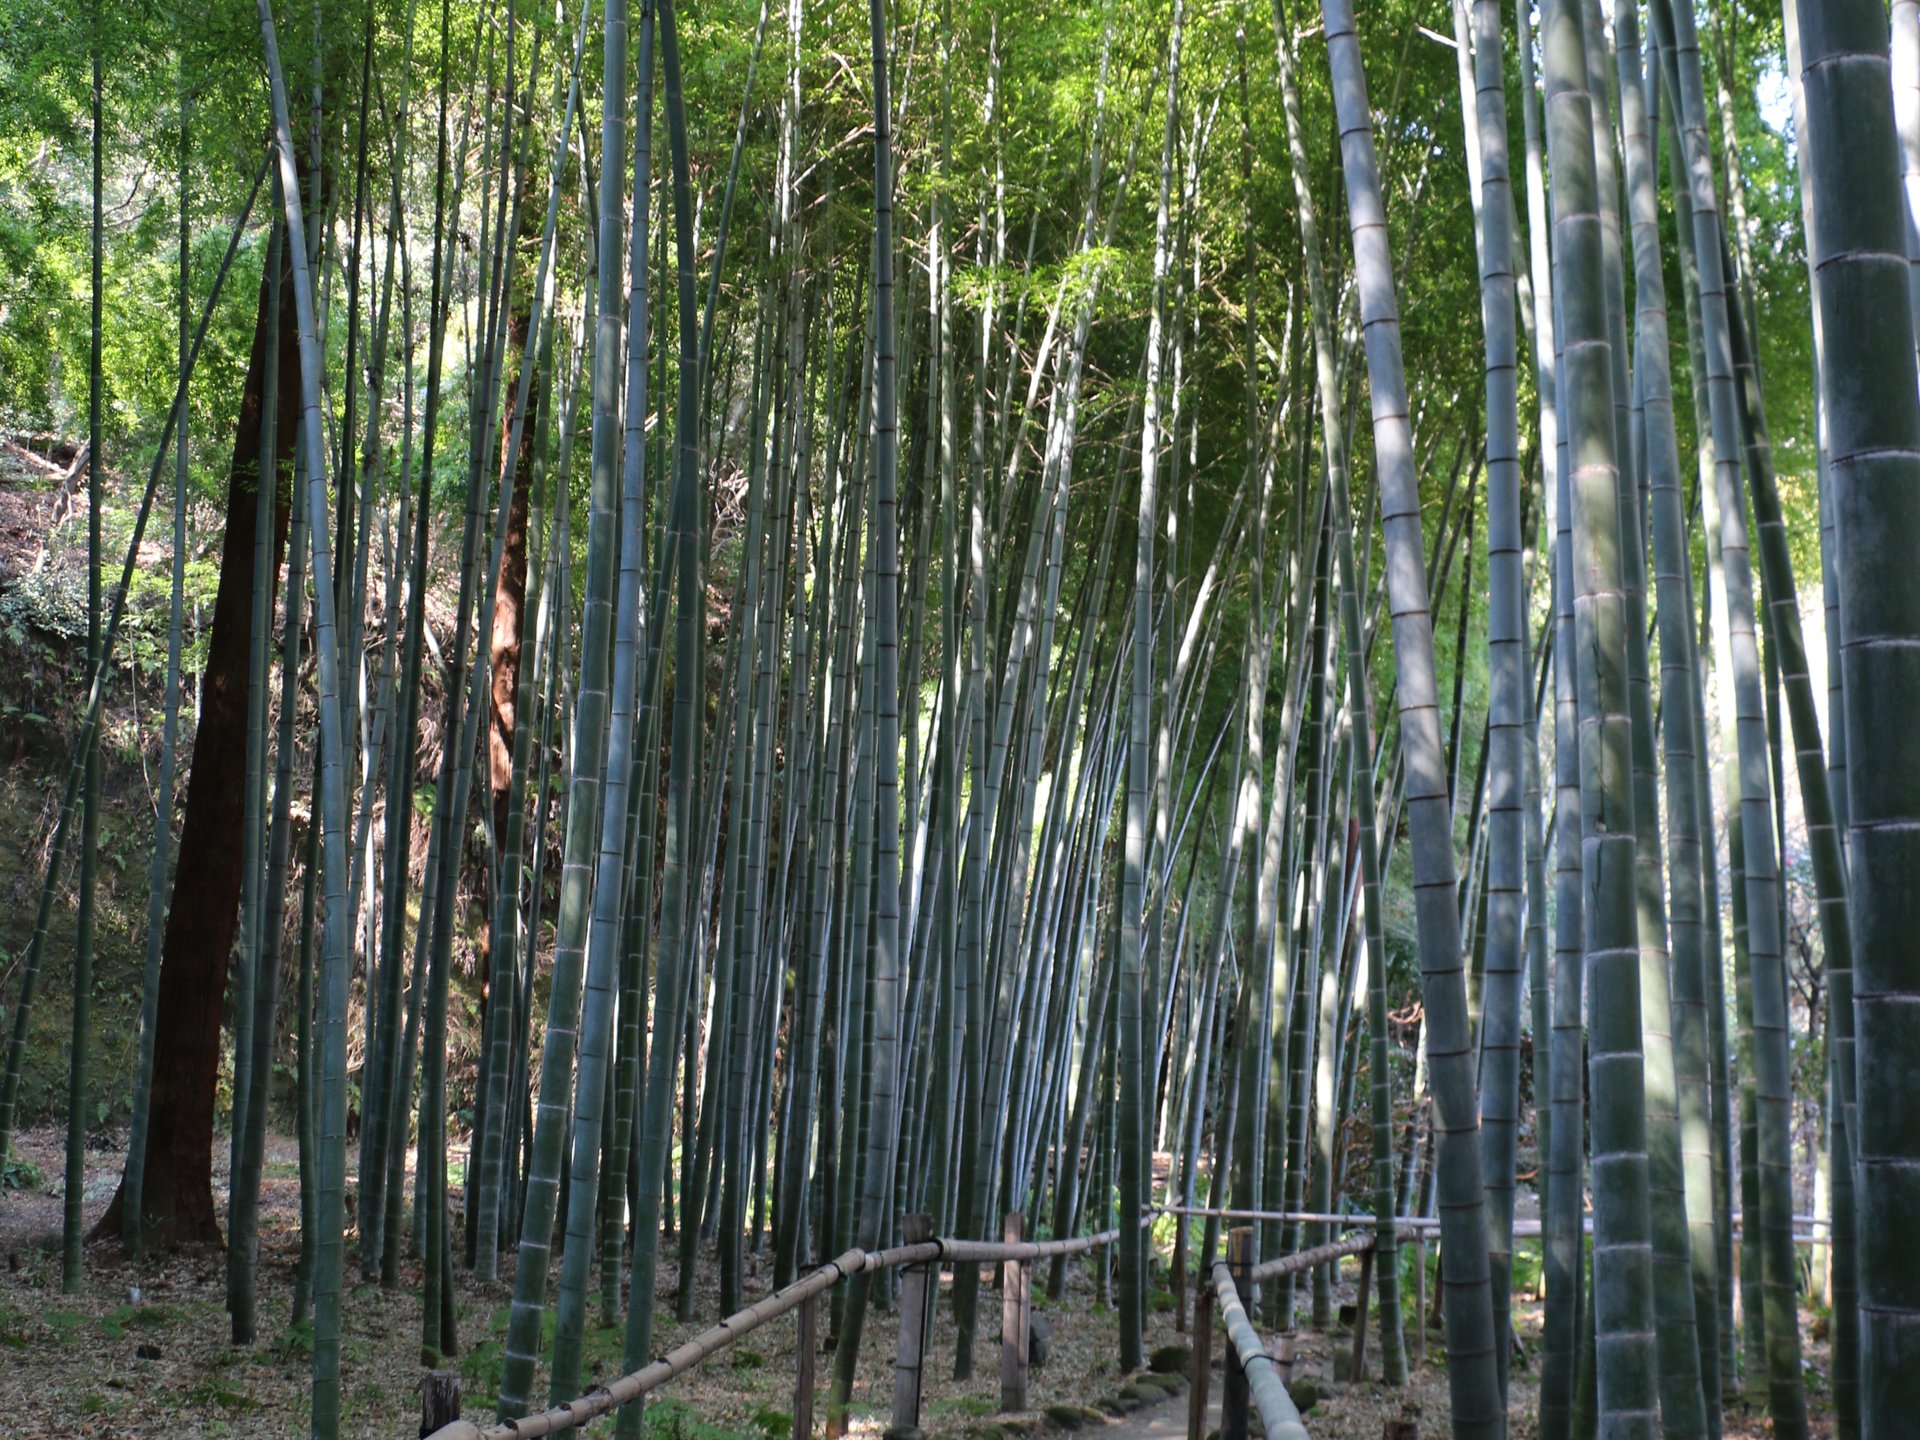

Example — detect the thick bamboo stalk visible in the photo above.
[1314,0,1500,1429]
[1790,0,1920,1431]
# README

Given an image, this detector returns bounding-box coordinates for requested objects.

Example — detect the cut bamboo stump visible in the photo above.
[795,1290,818,1440]
[1270,1330,1296,1388]
[420,1370,461,1438]
[1220,1228,1252,1440]
[1000,1213,1030,1414]
[1187,1277,1213,1440]
[888,1215,935,1440]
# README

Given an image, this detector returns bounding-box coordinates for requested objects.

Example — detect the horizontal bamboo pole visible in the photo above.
[1167,1207,1825,1242]
[1246,1231,1381,1284]
[944,1226,1118,1263]
[1210,1260,1310,1440]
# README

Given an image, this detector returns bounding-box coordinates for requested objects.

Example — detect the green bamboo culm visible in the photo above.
[227,205,282,1329]
[1627,13,1725,1425]
[1655,0,1805,1425]
[1790,0,1920,1434]
[66,31,105,1298]
[254,0,356,1432]
[1314,0,1501,1429]
[124,70,192,1260]
[1713,223,1855,1156]
[499,0,627,1406]
[290,768,320,1327]
[1542,0,1661,1432]
[1268,0,1404,1383]
[1464,0,1526,1397]
[1117,0,1181,1377]
[551,0,651,1388]
[230,395,312,1347]
[827,0,906,1416]
[362,0,452,1285]
[613,6,695,1429]
[1605,2,1710,1430]
[473,0,593,1281]
[1648,1,1737,1396]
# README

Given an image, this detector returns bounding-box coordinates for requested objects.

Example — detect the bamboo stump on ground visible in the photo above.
[419,1370,460,1438]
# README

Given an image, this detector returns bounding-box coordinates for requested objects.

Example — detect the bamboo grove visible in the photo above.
[1,0,1916,1433]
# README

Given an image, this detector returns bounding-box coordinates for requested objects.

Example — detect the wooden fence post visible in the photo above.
[1187,1276,1213,1440]
[419,1370,461,1438]
[795,1289,819,1440]
[1220,1228,1251,1440]
[889,1215,935,1440]
[999,1212,1030,1413]
[1349,1241,1374,1382]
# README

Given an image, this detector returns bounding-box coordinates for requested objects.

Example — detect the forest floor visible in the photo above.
[0,1128,1846,1438]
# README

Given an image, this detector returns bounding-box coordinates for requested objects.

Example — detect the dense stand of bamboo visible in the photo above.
[10,0,1920,1437]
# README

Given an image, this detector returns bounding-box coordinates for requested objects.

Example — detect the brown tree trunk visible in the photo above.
[97,233,298,1251]
[487,302,538,845]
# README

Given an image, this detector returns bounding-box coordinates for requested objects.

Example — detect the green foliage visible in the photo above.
[930,1395,999,1418]
[1511,1244,1544,1309]
[0,560,90,642]
[96,1303,177,1342]
[182,1377,260,1413]
[0,1150,45,1191]
[461,1337,505,1391]
[643,1396,764,1440]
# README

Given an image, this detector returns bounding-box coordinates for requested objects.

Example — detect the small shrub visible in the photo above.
[0,1154,45,1192]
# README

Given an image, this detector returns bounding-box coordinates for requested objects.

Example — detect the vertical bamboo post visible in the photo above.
[1188,1277,1213,1440]
[889,1215,935,1439]
[999,1212,1030,1412]
[1220,1227,1252,1440]
[1414,1233,1427,1368]
[795,1289,818,1440]
[1173,1213,1189,1332]
[1350,1240,1374,1380]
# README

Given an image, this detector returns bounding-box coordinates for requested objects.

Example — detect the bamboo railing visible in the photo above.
[1209,1249,1311,1440]
[1185,1219,1416,1440]
[422,1211,1157,1440]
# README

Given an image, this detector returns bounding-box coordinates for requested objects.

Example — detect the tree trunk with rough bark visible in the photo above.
[96,235,298,1251]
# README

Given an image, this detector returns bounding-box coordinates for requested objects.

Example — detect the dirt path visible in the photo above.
[1094,1372,1216,1440]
